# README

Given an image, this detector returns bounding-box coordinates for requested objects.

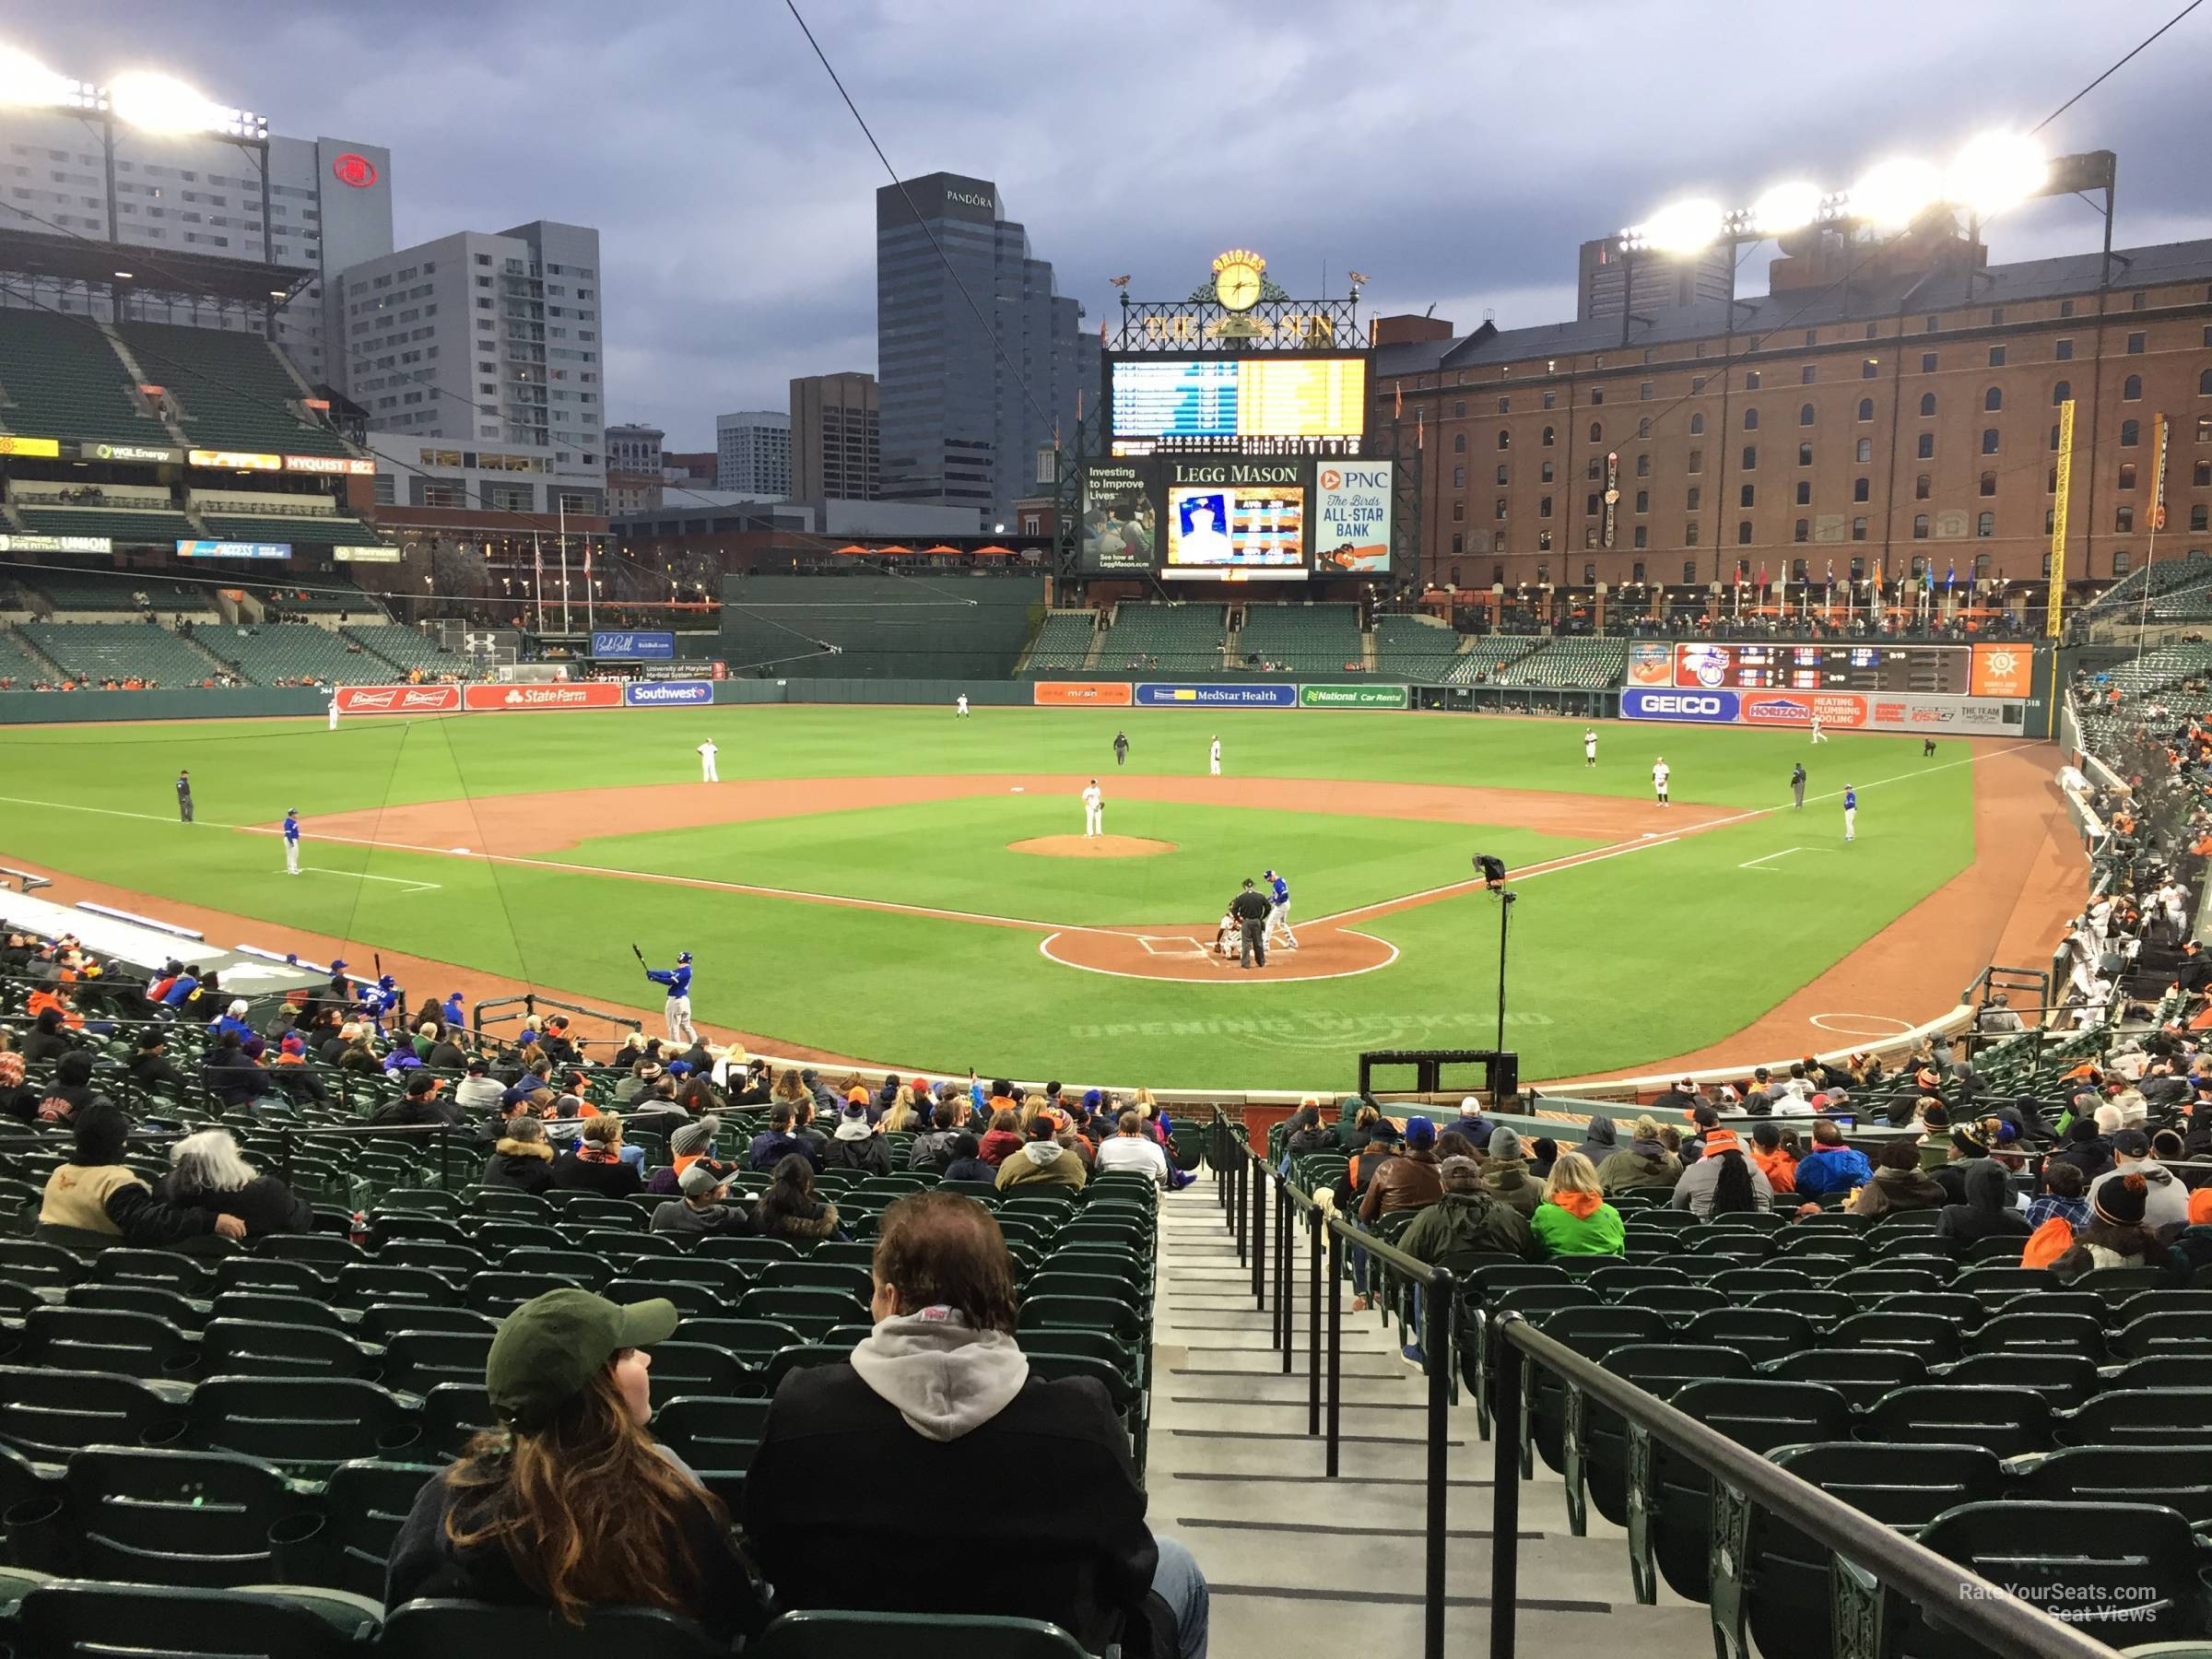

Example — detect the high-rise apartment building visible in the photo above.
[876,172,1095,524]
[716,411,790,496]
[790,371,880,501]
[0,107,393,389]
[335,220,605,508]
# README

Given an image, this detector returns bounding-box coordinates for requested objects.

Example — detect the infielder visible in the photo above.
[326,691,340,732]
[1809,715,1827,744]
[283,808,302,875]
[644,949,698,1044]
[1081,778,1104,838]
[175,771,194,823]
[1265,867,1297,949]
[1652,757,1670,806]
[697,738,720,782]
[1209,735,1222,777]
[1843,784,1857,842]
[955,694,970,718]
[1583,728,1598,768]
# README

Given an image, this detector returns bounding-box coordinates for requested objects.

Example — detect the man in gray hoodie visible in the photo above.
[744,1193,1208,1657]
[2089,1129,2190,1230]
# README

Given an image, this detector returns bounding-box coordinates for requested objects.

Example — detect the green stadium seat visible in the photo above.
[186,1377,422,1477]
[380,1597,725,1657]
[1759,1346,1925,1409]
[0,1365,182,1461]
[1570,1343,1757,1534]
[749,1608,1092,1658]
[10,1580,374,1658]
[377,1330,495,1394]
[645,1341,750,1407]
[18,1306,196,1382]
[51,1444,308,1588]
[198,1317,378,1382]
[118,319,353,457]
[1862,1383,2052,1456]
[64,1281,205,1331]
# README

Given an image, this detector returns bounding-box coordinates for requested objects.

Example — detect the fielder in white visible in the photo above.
[1081,779,1104,838]
[955,694,970,718]
[1652,758,1671,806]
[1809,716,1827,744]
[1209,735,1222,776]
[326,692,339,731]
[697,739,720,782]
[1583,727,1597,768]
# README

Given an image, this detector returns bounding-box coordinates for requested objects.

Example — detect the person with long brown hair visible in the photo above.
[384,1288,766,1641]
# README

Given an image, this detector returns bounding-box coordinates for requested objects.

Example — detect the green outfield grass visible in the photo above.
[0,706,1985,1088]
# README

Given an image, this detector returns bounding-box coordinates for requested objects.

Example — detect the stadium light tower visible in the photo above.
[1607,130,2119,345]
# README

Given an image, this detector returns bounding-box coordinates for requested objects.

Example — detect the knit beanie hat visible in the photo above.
[670,1116,719,1157]
[1488,1126,1524,1161]
[280,1033,305,1056]
[2095,1171,2149,1228]
[72,1098,129,1165]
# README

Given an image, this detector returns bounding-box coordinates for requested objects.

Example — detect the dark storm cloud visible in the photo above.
[15,2,2208,442]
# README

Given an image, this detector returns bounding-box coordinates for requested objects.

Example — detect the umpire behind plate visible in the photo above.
[1230,878,1274,970]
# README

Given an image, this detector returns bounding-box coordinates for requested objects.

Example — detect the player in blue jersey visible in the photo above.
[283,809,302,876]
[645,950,698,1045]
[1264,868,1297,951]
[1843,785,1857,843]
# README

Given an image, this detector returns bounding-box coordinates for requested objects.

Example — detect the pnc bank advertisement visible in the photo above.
[1312,464,1394,573]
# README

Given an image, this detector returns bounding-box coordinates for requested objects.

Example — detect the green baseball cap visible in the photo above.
[486,1288,678,1430]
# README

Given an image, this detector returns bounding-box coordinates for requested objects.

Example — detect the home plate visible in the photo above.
[1642,832,1658,840]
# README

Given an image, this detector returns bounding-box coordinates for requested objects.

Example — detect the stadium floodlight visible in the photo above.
[1749,181,1824,238]
[1637,197,1727,255]
[0,44,76,108]
[107,70,230,135]
[1945,130,2048,219]
[1845,157,1942,229]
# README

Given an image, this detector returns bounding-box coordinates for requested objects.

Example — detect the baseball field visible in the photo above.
[0,705,2043,1089]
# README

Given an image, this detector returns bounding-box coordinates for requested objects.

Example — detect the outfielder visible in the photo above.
[1081,779,1104,838]
[1583,728,1597,768]
[283,809,302,875]
[955,694,970,718]
[1209,735,1222,777]
[326,691,340,732]
[1265,867,1297,949]
[1790,762,1806,810]
[644,950,698,1045]
[1843,784,1858,843]
[1652,757,1670,806]
[1809,715,1827,744]
[697,738,720,782]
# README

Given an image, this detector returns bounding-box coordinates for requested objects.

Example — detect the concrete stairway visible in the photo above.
[1144,1171,1712,1656]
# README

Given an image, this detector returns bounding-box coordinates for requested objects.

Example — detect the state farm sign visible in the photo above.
[335,685,462,714]
[461,682,625,712]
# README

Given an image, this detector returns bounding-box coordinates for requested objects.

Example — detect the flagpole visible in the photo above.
[532,533,544,632]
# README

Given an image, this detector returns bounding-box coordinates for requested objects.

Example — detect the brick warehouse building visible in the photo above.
[1371,229,2212,626]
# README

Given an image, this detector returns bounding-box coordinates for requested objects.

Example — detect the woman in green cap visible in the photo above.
[384,1287,766,1642]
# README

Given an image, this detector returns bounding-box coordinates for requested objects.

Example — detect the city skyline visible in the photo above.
[10,1,2209,447]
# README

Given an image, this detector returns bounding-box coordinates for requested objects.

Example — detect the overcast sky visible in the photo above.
[18,2,2212,446]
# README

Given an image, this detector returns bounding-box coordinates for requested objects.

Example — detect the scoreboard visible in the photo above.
[1108,356,1367,457]
[1639,641,2031,699]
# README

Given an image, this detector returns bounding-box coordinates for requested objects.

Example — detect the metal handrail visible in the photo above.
[1225,1129,1456,1659]
[1488,1313,2116,1659]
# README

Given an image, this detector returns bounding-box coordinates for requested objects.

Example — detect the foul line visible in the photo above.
[1305,741,2041,927]
[1739,847,1833,872]
[286,867,441,895]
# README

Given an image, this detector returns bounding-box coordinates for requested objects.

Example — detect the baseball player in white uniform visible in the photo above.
[326,691,340,731]
[1652,758,1670,806]
[1583,728,1597,767]
[1081,779,1104,838]
[1217,911,1239,959]
[697,739,719,782]
[1809,716,1827,744]
[955,694,970,718]
[1209,735,1222,777]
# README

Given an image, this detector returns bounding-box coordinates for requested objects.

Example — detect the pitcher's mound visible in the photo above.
[1009,834,1177,859]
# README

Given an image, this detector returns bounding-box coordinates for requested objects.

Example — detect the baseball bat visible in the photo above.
[630,943,646,967]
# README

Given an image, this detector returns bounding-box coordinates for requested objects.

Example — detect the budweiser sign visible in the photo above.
[335,684,463,714]
[461,681,624,712]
